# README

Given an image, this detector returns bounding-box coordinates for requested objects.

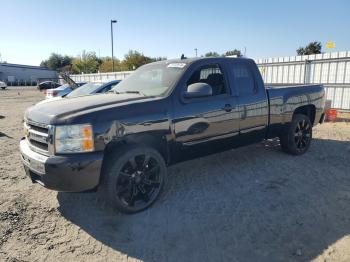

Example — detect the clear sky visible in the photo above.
[1,0,349,66]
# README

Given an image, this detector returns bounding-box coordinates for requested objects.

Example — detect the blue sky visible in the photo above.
[1,0,349,65]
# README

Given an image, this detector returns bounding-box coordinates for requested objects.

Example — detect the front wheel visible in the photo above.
[98,145,167,214]
[280,114,312,155]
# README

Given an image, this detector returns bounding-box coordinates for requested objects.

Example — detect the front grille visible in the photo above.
[29,139,49,151]
[25,121,50,155]
[27,123,48,134]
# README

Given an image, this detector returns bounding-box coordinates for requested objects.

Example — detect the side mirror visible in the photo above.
[183,83,212,99]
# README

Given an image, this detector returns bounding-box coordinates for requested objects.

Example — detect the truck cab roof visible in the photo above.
[152,57,252,66]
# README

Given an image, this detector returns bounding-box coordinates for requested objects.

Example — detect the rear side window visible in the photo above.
[231,63,257,96]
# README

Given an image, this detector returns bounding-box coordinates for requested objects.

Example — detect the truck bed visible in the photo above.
[265,84,325,138]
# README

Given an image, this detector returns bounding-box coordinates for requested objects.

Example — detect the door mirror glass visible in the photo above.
[183,83,212,99]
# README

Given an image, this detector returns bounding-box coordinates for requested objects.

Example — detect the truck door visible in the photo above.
[228,60,269,143]
[173,62,240,159]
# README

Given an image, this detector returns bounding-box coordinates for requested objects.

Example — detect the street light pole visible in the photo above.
[111,20,117,72]
[194,48,198,57]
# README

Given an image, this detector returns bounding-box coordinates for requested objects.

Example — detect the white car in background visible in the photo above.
[37,80,121,105]
[44,80,120,99]
[45,82,86,99]
[45,84,72,99]
[0,81,7,90]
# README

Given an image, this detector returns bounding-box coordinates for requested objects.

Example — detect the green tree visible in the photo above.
[72,51,100,74]
[205,52,220,57]
[99,57,121,72]
[224,49,242,57]
[120,50,154,71]
[152,56,167,62]
[40,50,166,73]
[297,42,322,55]
[40,53,73,72]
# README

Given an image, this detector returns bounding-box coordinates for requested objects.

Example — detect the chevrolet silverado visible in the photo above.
[20,57,325,213]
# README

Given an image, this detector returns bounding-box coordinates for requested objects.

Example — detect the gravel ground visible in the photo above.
[1,87,350,262]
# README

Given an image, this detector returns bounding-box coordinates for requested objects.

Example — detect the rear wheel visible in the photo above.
[98,145,167,213]
[280,114,312,155]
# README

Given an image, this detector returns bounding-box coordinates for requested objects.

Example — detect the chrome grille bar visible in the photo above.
[24,121,51,156]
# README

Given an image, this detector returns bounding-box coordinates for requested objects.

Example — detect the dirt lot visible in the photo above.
[1,87,350,262]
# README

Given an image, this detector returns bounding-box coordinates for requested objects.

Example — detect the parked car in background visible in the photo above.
[65,80,121,98]
[37,81,60,91]
[45,84,71,99]
[0,81,7,90]
[43,80,120,100]
[45,82,86,99]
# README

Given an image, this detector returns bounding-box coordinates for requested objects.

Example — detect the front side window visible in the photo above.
[187,64,227,96]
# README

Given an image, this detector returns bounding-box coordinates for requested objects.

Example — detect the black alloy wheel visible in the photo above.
[294,118,311,152]
[115,153,162,209]
[98,145,167,213]
[280,114,313,155]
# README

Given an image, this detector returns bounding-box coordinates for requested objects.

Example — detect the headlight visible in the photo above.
[55,124,94,153]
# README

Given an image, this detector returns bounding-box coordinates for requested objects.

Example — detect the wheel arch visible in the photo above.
[293,104,316,125]
[103,133,170,168]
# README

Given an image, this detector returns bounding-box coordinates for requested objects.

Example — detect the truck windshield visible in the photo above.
[111,63,185,96]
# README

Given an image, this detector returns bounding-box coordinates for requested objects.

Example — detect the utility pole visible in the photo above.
[194,48,198,57]
[111,20,117,72]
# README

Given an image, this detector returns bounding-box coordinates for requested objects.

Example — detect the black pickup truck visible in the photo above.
[20,57,325,213]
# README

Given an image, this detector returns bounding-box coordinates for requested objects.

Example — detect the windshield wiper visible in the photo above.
[113,90,148,96]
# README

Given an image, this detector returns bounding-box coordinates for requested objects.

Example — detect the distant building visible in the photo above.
[0,63,58,85]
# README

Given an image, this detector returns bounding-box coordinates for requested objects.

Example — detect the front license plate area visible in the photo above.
[22,154,45,175]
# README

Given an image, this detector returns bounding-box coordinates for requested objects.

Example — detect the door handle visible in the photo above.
[241,105,247,119]
[223,104,234,112]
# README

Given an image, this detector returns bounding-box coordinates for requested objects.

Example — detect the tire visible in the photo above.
[1,87,5,90]
[98,145,167,214]
[280,114,312,155]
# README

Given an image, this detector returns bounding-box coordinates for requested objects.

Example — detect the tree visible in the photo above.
[98,54,165,72]
[40,50,166,73]
[71,51,100,74]
[40,53,73,72]
[297,42,322,55]
[205,52,220,57]
[120,50,154,71]
[99,57,121,72]
[224,49,242,57]
[153,56,167,62]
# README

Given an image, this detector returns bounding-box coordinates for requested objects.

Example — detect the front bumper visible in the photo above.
[20,139,103,192]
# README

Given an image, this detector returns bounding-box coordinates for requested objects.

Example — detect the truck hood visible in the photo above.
[25,93,152,125]
[36,96,63,105]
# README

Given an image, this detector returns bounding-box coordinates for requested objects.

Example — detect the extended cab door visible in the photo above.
[172,62,240,158]
[228,60,268,143]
